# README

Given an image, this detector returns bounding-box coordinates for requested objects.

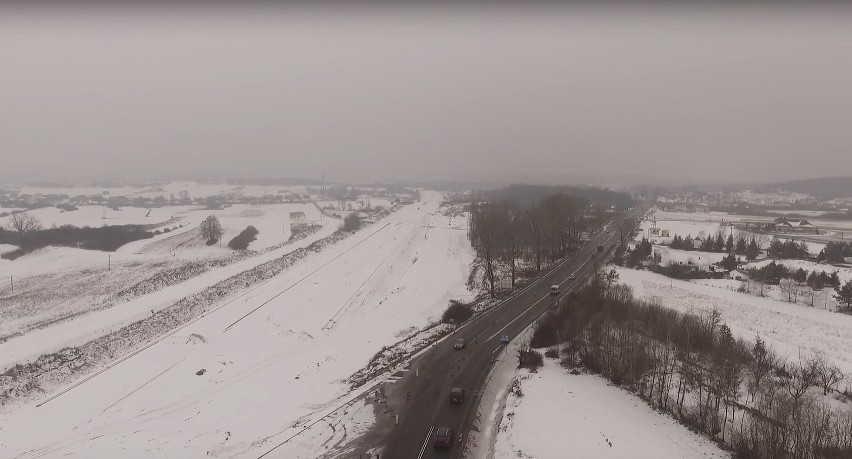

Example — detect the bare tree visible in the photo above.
[7,212,42,250]
[753,232,772,252]
[785,356,817,402]
[525,205,545,272]
[470,201,500,295]
[199,215,223,244]
[779,278,797,303]
[500,201,523,288]
[812,354,845,395]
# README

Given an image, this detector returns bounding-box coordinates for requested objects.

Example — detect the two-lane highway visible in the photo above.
[377,207,644,458]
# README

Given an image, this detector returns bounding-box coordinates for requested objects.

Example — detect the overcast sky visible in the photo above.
[2,3,852,186]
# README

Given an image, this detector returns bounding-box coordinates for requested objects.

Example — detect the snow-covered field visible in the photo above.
[616,267,852,376]
[0,203,322,252]
[12,181,309,200]
[0,201,327,343]
[492,361,729,459]
[0,191,476,458]
[638,214,723,244]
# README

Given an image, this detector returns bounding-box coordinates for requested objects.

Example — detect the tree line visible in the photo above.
[531,282,852,458]
[468,187,632,294]
[670,232,764,260]
[818,241,852,264]
[0,212,152,259]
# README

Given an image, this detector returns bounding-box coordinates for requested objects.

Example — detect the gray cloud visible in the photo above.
[2,3,851,185]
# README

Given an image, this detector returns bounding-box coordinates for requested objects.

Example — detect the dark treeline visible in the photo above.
[746,261,840,288]
[670,232,763,260]
[768,239,811,260]
[0,225,153,258]
[532,282,852,458]
[818,242,852,264]
[486,184,634,210]
[468,186,633,294]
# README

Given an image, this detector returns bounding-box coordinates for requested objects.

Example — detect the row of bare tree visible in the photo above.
[532,283,852,458]
[467,193,604,294]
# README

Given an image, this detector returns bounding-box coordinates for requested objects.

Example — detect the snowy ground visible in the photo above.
[638,217,723,245]
[491,360,730,459]
[0,201,324,343]
[616,267,852,377]
[11,181,309,200]
[0,202,322,252]
[0,191,476,458]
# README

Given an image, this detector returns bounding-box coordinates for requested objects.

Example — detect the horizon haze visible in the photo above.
[2,3,852,187]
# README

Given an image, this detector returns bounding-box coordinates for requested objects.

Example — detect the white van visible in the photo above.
[550,285,560,295]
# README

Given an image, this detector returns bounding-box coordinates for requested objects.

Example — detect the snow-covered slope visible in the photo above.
[0,191,475,458]
[616,267,852,375]
[493,361,730,459]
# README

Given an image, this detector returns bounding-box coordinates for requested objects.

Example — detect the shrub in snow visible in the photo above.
[340,213,361,232]
[517,347,544,372]
[442,301,473,324]
[228,225,259,250]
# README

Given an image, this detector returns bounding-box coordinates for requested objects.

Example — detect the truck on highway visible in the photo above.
[597,244,604,252]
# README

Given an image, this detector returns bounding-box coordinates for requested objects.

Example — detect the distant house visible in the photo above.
[844,257,852,264]
[729,269,749,281]
[693,239,703,250]
[772,217,817,234]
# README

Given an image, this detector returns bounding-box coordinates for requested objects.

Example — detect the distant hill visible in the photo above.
[765,177,852,200]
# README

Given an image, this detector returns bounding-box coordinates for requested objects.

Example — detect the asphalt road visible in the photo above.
[378,208,644,459]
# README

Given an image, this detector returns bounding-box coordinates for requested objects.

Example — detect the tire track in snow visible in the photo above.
[222,222,392,333]
[321,222,419,331]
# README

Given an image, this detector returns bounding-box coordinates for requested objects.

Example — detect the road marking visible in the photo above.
[485,260,591,343]
[417,426,435,459]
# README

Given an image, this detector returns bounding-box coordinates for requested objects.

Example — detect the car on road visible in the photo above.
[449,387,465,404]
[454,338,466,349]
[550,284,560,295]
[568,274,576,280]
[500,335,510,345]
[433,426,454,448]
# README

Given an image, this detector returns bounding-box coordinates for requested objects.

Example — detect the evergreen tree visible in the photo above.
[830,271,841,288]
[798,241,810,259]
[735,236,747,255]
[746,238,760,261]
[807,271,824,290]
[714,233,725,252]
[671,235,682,250]
[794,268,808,284]
[768,239,784,258]
[683,236,694,251]
[720,252,738,271]
[725,234,734,253]
[835,280,852,309]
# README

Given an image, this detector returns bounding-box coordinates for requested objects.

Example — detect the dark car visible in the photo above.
[449,387,465,404]
[433,426,454,448]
